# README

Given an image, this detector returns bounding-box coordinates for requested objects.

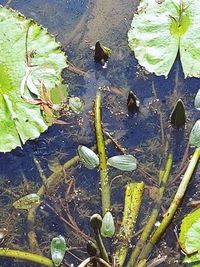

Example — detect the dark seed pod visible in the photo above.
[170,99,186,128]
[127,91,140,112]
[90,214,103,231]
[94,41,111,66]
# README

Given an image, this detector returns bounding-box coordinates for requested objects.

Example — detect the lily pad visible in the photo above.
[0,6,67,152]
[179,208,200,264]
[195,89,200,110]
[128,0,200,78]
[189,120,200,147]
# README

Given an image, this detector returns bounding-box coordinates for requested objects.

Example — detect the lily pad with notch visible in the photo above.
[0,6,67,152]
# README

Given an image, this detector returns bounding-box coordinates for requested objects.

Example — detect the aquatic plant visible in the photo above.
[0,6,67,152]
[128,0,200,78]
[1,1,200,267]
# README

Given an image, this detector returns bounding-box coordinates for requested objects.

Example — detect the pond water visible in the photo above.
[0,0,200,267]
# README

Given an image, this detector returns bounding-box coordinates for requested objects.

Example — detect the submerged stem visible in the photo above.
[127,153,173,267]
[94,90,110,215]
[0,248,53,267]
[115,182,144,266]
[138,148,200,263]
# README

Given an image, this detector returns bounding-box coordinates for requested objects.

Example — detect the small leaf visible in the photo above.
[107,155,137,171]
[127,91,140,112]
[51,235,66,266]
[94,41,111,67]
[69,97,84,114]
[101,211,115,238]
[170,99,186,127]
[13,193,41,210]
[189,120,200,147]
[195,89,200,110]
[179,208,200,264]
[78,145,99,169]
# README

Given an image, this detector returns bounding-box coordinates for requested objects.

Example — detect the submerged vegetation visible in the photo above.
[0,0,200,267]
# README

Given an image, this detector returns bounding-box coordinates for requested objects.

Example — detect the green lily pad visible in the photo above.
[128,0,200,78]
[179,208,200,264]
[189,120,200,147]
[195,89,200,110]
[0,6,67,152]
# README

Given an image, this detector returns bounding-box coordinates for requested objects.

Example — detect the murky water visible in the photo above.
[0,0,200,266]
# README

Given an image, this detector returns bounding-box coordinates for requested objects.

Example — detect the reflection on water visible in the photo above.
[0,0,200,266]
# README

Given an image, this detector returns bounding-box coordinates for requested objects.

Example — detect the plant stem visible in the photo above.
[127,153,173,267]
[78,256,111,267]
[137,147,200,263]
[94,90,110,215]
[115,182,144,266]
[28,141,112,252]
[94,229,109,263]
[0,248,53,267]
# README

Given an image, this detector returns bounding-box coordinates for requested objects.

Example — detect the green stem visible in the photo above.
[127,153,173,267]
[94,229,109,263]
[0,248,53,267]
[138,147,200,263]
[115,182,144,266]
[94,90,110,215]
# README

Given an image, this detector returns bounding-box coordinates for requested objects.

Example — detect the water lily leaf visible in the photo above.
[13,193,41,210]
[128,0,200,78]
[179,208,200,264]
[69,97,84,114]
[107,154,137,171]
[51,235,66,266]
[195,89,200,110]
[101,211,115,238]
[189,120,200,147]
[0,6,67,152]
[78,145,99,169]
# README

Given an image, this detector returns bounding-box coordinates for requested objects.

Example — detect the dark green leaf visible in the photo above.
[170,99,186,127]
[94,41,111,67]
[127,91,140,112]
[51,235,66,266]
